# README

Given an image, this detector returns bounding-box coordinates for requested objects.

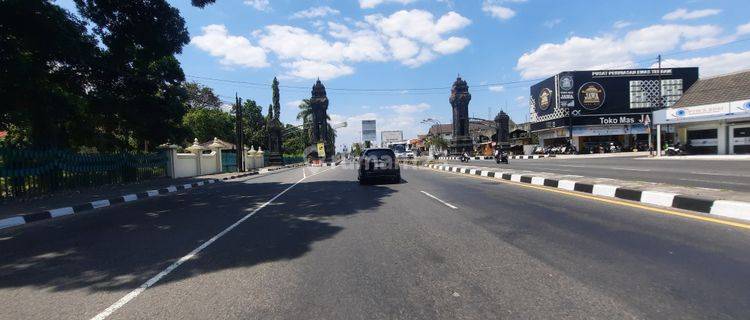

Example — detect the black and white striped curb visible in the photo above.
[440,155,555,161]
[0,171,261,231]
[425,164,750,222]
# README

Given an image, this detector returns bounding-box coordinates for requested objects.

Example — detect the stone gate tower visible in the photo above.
[449,76,472,154]
[495,110,510,148]
[309,79,332,161]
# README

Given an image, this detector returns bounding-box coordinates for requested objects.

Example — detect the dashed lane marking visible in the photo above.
[420,191,458,209]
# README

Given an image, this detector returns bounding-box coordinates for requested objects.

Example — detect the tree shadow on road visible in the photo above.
[0,177,396,294]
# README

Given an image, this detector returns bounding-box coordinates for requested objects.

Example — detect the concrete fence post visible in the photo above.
[208,137,224,173]
[185,138,205,176]
[247,146,257,170]
[257,147,265,168]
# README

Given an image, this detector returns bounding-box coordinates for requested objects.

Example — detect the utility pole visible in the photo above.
[649,55,662,156]
[235,93,244,172]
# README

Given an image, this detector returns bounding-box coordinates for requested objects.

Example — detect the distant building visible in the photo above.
[654,70,750,154]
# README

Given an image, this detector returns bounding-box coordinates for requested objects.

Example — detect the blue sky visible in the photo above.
[56,0,750,148]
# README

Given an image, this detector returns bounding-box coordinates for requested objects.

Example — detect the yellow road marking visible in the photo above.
[424,166,750,231]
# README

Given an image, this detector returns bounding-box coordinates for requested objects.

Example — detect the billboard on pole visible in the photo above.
[362,120,376,142]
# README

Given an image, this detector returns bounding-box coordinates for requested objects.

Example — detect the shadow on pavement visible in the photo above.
[0,178,395,293]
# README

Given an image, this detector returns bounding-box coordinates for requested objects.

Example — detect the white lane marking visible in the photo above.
[122,194,138,202]
[420,191,458,209]
[146,190,159,197]
[90,167,334,320]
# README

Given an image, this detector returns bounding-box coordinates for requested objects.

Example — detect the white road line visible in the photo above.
[90,167,334,320]
[420,191,458,209]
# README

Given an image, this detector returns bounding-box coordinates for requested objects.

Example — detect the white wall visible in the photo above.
[174,153,198,178]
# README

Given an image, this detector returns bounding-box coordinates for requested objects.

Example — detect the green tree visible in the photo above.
[425,135,449,150]
[75,0,190,151]
[282,124,305,155]
[182,108,233,143]
[296,99,313,144]
[0,0,99,148]
[351,143,363,156]
[184,81,222,110]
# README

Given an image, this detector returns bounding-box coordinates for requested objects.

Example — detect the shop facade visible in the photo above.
[530,68,699,153]
[653,71,750,155]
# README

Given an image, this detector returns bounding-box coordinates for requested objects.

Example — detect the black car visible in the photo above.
[358,148,400,184]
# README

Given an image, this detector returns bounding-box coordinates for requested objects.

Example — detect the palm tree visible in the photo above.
[297,99,335,147]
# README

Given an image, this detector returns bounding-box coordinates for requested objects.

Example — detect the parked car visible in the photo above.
[358,148,400,184]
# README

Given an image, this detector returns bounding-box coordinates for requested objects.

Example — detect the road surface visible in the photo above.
[1,164,749,319]
[443,156,750,191]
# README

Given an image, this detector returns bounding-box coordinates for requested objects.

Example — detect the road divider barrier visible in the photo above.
[422,164,750,223]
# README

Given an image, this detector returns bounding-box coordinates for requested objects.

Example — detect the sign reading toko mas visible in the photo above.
[530,67,699,131]
[362,120,377,142]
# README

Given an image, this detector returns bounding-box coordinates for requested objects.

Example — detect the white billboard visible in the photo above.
[381,131,403,144]
[362,120,376,142]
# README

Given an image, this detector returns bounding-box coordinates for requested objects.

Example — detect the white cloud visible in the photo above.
[624,24,722,55]
[433,37,471,54]
[655,51,750,77]
[285,100,303,108]
[482,4,515,20]
[258,25,346,62]
[613,20,632,29]
[516,23,737,79]
[193,10,470,79]
[383,103,430,113]
[244,0,270,11]
[359,0,417,9]
[190,24,268,68]
[737,22,750,35]
[517,36,631,79]
[663,8,721,21]
[543,19,562,28]
[489,85,505,92]
[291,6,339,19]
[281,60,354,80]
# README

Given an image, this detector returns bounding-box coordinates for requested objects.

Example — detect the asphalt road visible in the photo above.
[1,164,749,319]
[444,156,750,191]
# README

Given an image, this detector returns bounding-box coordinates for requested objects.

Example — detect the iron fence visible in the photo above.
[0,149,168,201]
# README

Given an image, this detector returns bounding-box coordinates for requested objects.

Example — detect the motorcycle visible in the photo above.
[665,143,689,156]
[495,151,509,164]
[459,154,470,162]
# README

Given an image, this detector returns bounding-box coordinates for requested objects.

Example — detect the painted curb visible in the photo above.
[0,164,306,232]
[423,163,750,222]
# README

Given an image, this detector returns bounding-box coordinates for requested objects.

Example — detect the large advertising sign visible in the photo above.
[381,130,403,143]
[362,120,377,142]
[531,68,699,130]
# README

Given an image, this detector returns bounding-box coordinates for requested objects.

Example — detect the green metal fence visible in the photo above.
[0,149,168,201]
[282,154,304,165]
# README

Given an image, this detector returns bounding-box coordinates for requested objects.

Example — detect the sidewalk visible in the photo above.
[0,162,307,231]
[0,171,258,221]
